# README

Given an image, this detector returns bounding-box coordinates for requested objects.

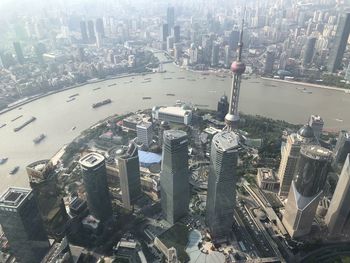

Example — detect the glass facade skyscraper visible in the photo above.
[328,13,350,72]
[206,131,240,239]
[118,142,142,210]
[79,152,113,222]
[0,187,50,263]
[282,145,332,238]
[160,130,189,225]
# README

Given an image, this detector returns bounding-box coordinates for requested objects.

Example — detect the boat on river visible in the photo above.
[9,166,19,175]
[0,158,8,165]
[92,99,112,108]
[33,134,46,144]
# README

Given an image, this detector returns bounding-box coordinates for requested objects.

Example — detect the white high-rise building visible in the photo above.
[308,115,324,140]
[136,122,153,147]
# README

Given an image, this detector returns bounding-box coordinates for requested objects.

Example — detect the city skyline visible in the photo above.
[0,1,350,262]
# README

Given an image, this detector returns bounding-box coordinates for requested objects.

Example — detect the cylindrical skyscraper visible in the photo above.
[282,145,332,238]
[79,152,113,222]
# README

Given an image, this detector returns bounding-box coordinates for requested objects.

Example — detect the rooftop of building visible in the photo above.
[27,159,50,171]
[82,215,100,229]
[301,145,332,160]
[164,130,187,141]
[310,115,324,123]
[117,239,138,250]
[123,114,149,124]
[0,187,31,209]
[257,168,278,182]
[155,105,192,117]
[212,131,240,152]
[297,124,315,139]
[136,121,153,129]
[79,152,105,168]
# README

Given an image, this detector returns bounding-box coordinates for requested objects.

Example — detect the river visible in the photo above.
[0,61,349,192]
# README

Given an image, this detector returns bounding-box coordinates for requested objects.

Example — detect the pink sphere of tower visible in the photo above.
[231,61,246,74]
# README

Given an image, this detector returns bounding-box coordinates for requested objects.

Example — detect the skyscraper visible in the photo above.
[278,125,316,197]
[160,130,189,225]
[333,130,350,167]
[137,122,153,147]
[225,20,246,130]
[282,145,332,238]
[173,25,180,43]
[264,50,275,74]
[13,42,24,64]
[26,160,68,238]
[308,115,324,140]
[118,142,142,210]
[302,37,316,66]
[95,18,105,38]
[217,95,229,121]
[79,152,113,221]
[167,6,175,29]
[325,154,350,236]
[206,131,240,239]
[228,29,240,50]
[80,21,88,42]
[211,42,220,66]
[87,20,95,41]
[0,188,50,263]
[160,23,169,42]
[328,13,350,72]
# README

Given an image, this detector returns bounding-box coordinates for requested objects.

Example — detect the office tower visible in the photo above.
[80,21,88,42]
[0,51,14,69]
[173,25,180,43]
[225,21,246,131]
[26,160,68,238]
[303,37,316,66]
[13,42,24,64]
[333,130,350,167]
[167,36,174,50]
[188,44,198,65]
[87,20,95,41]
[0,188,50,263]
[41,237,73,263]
[206,131,240,239]
[118,142,142,210]
[217,95,229,121]
[278,125,316,197]
[95,18,105,38]
[325,155,350,236]
[308,115,324,140]
[160,23,169,42]
[228,29,240,50]
[160,130,189,225]
[79,152,113,221]
[282,145,332,238]
[96,32,103,48]
[167,6,175,29]
[211,42,220,67]
[264,50,275,74]
[137,122,153,147]
[279,51,288,70]
[328,13,350,72]
[224,45,231,68]
[158,121,170,147]
[174,43,182,61]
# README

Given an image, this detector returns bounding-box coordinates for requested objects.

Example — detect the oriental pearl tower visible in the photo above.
[225,20,246,131]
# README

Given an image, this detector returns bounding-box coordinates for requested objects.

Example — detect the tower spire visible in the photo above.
[224,17,246,131]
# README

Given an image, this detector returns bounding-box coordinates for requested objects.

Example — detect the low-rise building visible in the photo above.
[152,105,192,125]
[257,168,279,191]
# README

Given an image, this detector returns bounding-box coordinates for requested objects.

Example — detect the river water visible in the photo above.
[0,62,349,192]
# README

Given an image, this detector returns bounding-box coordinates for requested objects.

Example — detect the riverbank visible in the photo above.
[260,77,350,93]
[0,71,155,116]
